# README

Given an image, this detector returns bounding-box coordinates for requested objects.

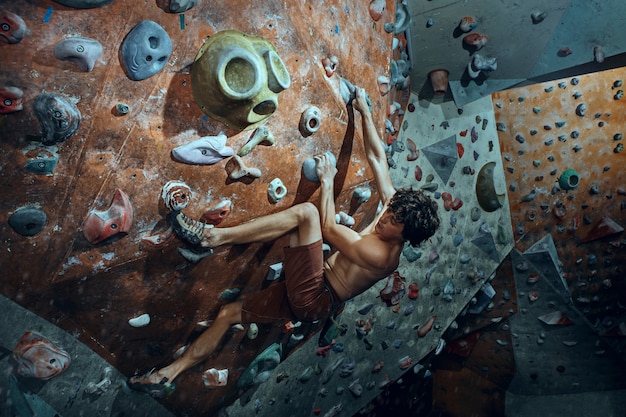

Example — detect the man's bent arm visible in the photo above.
[316,154,391,270]
[354,88,396,205]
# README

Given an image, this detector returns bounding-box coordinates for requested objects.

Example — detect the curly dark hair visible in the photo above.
[388,188,440,247]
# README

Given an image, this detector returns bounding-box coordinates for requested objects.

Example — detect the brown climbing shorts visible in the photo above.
[241,240,341,323]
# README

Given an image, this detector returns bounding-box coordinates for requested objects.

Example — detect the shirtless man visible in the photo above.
[129,87,440,397]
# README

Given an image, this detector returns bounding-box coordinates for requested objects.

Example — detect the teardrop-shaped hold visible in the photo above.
[475,162,503,212]
[54,36,103,72]
[9,207,47,236]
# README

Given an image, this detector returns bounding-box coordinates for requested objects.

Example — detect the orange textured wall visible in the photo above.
[494,67,626,319]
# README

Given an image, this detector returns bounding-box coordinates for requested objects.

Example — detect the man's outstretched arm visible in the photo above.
[352,87,396,206]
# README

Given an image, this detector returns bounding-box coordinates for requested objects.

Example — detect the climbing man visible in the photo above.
[129,87,440,397]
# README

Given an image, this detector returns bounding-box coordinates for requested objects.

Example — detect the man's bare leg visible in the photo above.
[131,203,323,390]
[173,201,322,248]
[130,301,243,388]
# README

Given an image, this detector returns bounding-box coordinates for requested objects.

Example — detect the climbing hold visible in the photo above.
[12,331,71,380]
[121,20,171,81]
[247,323,259,340]
[558,47,572,57]
[402,245,422,262]
[172,133,234,165]
[456,142,464,158]
[169,0,196,12]
[128,313,150,327]
[54,36,103,72]
[237,343,282,388]
[463,33,489,50]
[298,106,322,137]
[377,75,391,96]
[268,178,287,203]
[0,10,28,44]
[335,211,355,227]
[593,45,605,63]
[82,189,134,244]
[476,162,503,212]
[161,180,192,211]
[379,271,406,306]
[9,207,47,237]
[458,16,477,32]
[0,86,24,114]
[406,138,419,161]
[353,187,371,204]
[575,103,587,116]
[226,155,262,180]
[115,103,129,116]
[52,0,115,7]
[34,93,81,145]
[203,368,228,388]
[368,0,386,21]
[418,315,436,337]
[322,56,339,77]
[521,188,537,202]
[530,11,547,24]
[340,76,358,104]
[202,199,232,225]
[302,151,336,182]
[238,125,275,156]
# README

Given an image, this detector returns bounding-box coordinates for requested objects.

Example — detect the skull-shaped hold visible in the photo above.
[121,20,172,81]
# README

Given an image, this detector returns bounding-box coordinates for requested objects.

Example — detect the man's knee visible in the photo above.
[218,301,243,325]
[296,202,319,223]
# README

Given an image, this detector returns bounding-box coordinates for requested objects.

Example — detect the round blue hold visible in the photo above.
[9,207,47,236]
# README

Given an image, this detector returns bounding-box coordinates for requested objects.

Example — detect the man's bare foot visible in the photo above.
[128,369,175,398]
[168,211,214,247]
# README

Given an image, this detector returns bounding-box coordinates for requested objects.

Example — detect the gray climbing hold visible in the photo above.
[302,151,336,182]
[575,103,587,116]
[54,36,103,72]
[9,207,47,236]
[121,20,172,81]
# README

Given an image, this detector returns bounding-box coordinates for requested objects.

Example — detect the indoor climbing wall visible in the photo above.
[223,94,516,416]
[493,66,626,356]
[0,1,423,416]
